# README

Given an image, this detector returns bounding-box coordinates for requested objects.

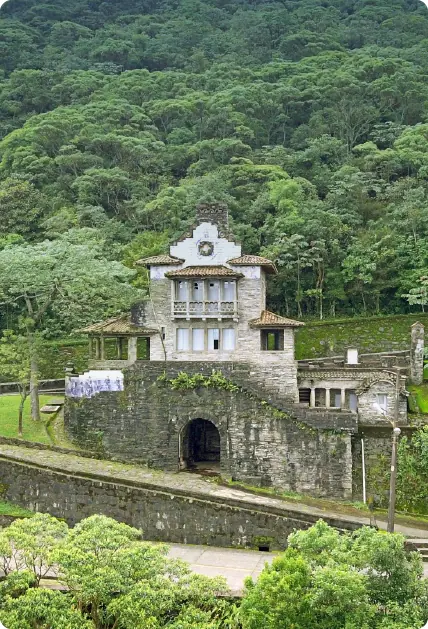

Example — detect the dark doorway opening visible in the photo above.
[181,419,220,475]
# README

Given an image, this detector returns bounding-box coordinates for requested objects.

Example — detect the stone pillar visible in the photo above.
[310,388,316,408]
[410,322,425,385]
[128,336,138,363]
[100,336,105,360]
[341,388,346,409]
[325,388,331,408]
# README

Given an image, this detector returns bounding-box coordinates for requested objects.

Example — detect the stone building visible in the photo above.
[65,204,424,499]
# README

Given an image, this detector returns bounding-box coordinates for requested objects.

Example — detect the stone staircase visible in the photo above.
[405,538,428,562]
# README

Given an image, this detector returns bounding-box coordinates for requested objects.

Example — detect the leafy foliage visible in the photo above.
[159,370,239,392]
[0,514,232,629]
[1,0,428,323]
[240,520,428,629]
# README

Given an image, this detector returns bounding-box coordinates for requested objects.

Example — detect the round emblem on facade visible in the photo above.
[198,241,214,257]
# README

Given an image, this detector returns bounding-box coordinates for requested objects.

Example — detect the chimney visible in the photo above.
[196,202,229,235]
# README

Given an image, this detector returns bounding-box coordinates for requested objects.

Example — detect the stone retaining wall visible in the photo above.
[0,450,362,549]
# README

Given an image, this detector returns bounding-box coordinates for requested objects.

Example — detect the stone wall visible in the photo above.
[0,449,362,549]
[65,362,355,498]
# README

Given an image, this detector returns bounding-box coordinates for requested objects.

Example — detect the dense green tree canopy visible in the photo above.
[1,0,428,323]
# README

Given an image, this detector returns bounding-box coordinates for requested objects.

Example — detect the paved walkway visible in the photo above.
[169,544,275,594]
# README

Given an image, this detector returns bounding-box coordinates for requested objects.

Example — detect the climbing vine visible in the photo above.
[157,370,239,392]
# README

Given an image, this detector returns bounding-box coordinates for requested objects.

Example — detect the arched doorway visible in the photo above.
[180,419,220,473]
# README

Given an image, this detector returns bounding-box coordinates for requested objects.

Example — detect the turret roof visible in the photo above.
[79,315,158,336]
[249,310,304,328]
[227,255,277,275]
[135,255,183,266]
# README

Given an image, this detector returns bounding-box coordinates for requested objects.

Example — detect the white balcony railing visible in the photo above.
[173,300,237,318]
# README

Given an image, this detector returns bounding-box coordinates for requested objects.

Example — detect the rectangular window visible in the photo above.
[207,281,219,301]
[376,394,388,414]
[223,281,235,301]
[349,392,358,412]
[261,330,284,351]
[299,388,311,404]
[223,328,236,351]
[176,281,188,301]
[177,328,190,351]
[192,328,205,351]
[192,281,202,301]
[332,389,341,408]
[208,328,220,351]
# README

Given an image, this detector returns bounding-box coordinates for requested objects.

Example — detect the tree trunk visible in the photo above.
[18,393,25,437]
[28,332,40,421]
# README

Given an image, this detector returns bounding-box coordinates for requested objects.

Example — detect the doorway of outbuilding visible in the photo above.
[180,418,220,475]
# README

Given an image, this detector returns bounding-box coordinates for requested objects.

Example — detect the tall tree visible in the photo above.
[0,233,139,420]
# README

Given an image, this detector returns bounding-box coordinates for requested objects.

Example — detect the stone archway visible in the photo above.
[180,418,220,472]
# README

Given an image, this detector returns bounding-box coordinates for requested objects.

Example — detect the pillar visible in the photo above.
[100,335,105,360]
[341,388,346,409]
[410,322,425,385]
[128,336,138,363]
[325,388,331,408]
[310,388,316,408]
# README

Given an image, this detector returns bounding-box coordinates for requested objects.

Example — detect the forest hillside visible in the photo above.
[1,0,428,329]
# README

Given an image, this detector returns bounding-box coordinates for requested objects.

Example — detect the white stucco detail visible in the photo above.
[230,265,260,279]
[170,222,241,267]
[150,265,174,279]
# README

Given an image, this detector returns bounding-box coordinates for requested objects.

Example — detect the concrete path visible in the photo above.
[168,544,274,595]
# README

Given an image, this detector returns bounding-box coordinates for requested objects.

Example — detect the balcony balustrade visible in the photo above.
[173,300,237,319]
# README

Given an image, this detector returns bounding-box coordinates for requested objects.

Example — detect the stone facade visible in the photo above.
[65,362,355,498]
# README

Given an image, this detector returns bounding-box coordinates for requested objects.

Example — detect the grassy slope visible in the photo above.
[0,395,55,443]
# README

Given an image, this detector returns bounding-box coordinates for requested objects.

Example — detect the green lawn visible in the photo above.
[408,383,428,414]
[0,395,55,443]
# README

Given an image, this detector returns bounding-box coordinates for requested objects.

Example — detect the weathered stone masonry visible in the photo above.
[0,445,362,549]
[65,362,356,499]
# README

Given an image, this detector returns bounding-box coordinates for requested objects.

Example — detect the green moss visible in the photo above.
[295,313,428,359]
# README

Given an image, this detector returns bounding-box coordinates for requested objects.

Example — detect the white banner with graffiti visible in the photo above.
[66,370,124,399]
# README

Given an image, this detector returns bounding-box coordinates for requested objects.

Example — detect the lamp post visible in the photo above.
[387,425,401,533]
[387,366,402,534]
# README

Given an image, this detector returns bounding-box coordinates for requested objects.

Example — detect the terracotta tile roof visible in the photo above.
[227,255,277,275]
[79,315,158,336]
[249,310,304,328]
[135,255,183,266]
[165,266,243,278]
